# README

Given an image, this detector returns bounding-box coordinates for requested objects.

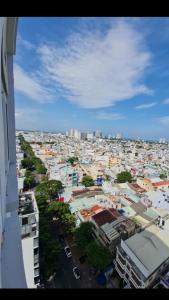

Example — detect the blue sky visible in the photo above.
[14,17,169,140]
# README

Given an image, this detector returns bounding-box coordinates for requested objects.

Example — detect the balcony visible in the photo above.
[116,253,126,267]
[34,268,39,277]
[34,254,39,264]
[115,261,125,278]
[33,238,39,248]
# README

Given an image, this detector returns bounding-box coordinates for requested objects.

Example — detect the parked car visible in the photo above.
[64,246,72,258]
[73,267,81,279]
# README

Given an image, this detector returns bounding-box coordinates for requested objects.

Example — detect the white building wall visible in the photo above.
[0,17,27,288]
[22,238,37,288]
[121,239,150,278]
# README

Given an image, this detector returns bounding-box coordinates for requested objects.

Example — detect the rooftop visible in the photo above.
[124,224,169,277]
[18,193,35,215]
[92,209,117,227]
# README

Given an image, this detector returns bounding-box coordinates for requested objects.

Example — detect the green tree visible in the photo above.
[47,201,69,216]
[62,213,76,234]
[116,171,132,183]
[36,194,48,213]
[47,180,63,200]
[85,241,112,271]
[81,175,94,187]
[160,173,167,180]
[74,222,94,251]
[67,157,78,165]
[39,215,61,279]
[36,164,47,174]
[35,180,62,201]
[47,202,75,233]
[35,182,49,199]
[21,158,35,170]
[24,175,36,190]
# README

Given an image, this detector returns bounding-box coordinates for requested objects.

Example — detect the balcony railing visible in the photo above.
[34,268,39,277]
[34,254,39,264]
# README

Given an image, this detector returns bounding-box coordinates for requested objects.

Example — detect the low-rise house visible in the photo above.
[115,219,169,288]
[91,209,136,255]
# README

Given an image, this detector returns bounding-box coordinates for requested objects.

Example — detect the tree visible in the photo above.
[160,173,167,180]
[35,182,49,199]
[24,175,36,190]
[116,171,132,183]
[62,213,76,234]
[47,201,70,217]
[74,222,94,251]
[35,180,63,201]
[47,202,76,233]
[36,164,47,174]
[81,175,94,187]
[85,241,112,271]
[47,180,63,200]
[21,158,35,170]
[36,194,48,213]
[39,214,61,279]
[67,157,78,165]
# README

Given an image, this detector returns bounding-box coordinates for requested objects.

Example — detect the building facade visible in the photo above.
[19,192,40,288]
[0,17,27,287]
[115,223,169,288]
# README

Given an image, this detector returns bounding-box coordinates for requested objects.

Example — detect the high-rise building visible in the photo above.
[116,133,122,139]
[87,133,94,140]
[81,132,87,140]
[69,128,74,137]
[19,192,40,288]
[74,129,81,140]
[95,130,102,138]
[159,137,166,144]
[0,17,27,288]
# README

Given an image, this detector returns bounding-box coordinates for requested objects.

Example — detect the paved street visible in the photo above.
[48,220,102,289]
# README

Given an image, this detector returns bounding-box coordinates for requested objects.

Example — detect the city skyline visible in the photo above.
[14,17,169,140]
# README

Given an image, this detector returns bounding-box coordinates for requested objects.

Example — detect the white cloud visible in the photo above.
[163,98,169,104]
[15,108,40,118]
[135,102,157,109]
[14,64,54,103]
[96,112,125,120]
[158,116,169,125]
[37,20,152,109]
[15,108,43,130]
[17,35,35,50]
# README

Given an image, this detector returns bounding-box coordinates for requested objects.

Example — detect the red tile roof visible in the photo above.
[92,209,117,227]
[152,181,169,187]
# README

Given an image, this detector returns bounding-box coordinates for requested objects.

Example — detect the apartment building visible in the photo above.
[91,209,136,255]
[0,17,27,287]
[115,220,169,288]
[19,192,40,288]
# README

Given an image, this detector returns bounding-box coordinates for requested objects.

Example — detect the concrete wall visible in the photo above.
[0,17,27,288]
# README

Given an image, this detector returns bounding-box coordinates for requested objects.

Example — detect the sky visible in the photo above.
[14,17,169,140]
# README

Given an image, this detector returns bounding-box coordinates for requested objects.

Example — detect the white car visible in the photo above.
[64,246,72,258]
[73,267,81,279]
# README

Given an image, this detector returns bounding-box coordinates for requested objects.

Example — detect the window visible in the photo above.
[22,233,30,238]
[22,217,28,225]
[34,248,39,256]
[34,277,40,285]
[1,26,8,94]
[33,237,38,248]
[32,226,36,231]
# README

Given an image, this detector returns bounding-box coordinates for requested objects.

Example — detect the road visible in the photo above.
[47,220,103,289]
[52,249,82,288]
[47,221,82,288]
